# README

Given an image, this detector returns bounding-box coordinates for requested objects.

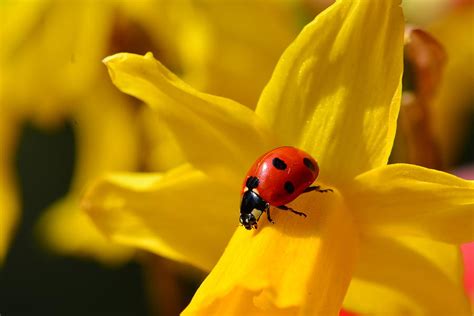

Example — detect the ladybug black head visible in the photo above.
[239,213,257,230]
[240,189,267,230]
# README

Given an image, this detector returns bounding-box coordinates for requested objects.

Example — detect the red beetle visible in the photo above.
[239,146,332,230]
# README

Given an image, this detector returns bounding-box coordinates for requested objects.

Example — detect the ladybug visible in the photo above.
[239,146,332,230]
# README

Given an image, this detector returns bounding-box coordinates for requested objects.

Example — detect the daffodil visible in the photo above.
[0,0,303,264]
[83,0,473,314]
[34,83,141,263]
[0,0,151,264]
[170,0,303,108]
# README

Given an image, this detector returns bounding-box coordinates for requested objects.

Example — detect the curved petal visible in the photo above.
[82,164,237,271]
[138,106,187,172]
[37,197,134,265]
[70,85,140,192]
[37,86,139,263]
[348,164,474,244]
[104,52,276,189]
[1,0,114,126]
[183,190,358,315]
[256,0,404,185]
[344,236,470,315]
[344,278,418,316]
[178,0,300,108]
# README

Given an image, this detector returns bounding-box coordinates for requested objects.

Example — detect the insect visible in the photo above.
[239,146,332,230]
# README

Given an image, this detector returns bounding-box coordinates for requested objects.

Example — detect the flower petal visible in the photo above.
[178,0,300,108]
[1,0,114,126]
[183,190,358,315]
[256,0,404,185]
[82,164,237,271]
[344,235,471,315]
[104,52,275,189]
[138,106,187,172]
[348,163,474,244]
[36,86,139,263]
[37,197,134,265]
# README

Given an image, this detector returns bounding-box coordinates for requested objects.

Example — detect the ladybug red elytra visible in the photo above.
[239,146,332,230]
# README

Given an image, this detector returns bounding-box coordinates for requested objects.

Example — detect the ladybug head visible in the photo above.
[240,189,267,230]
[239,213,258,230]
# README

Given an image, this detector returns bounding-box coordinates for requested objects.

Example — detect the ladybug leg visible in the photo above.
[303,185,333,194]
[265,205,275,224]
[277,205,307,218]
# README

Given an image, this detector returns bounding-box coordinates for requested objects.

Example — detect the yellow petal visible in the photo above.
[344,277,417,316]
[348,163,474,244]
[1,0,114,126]
[183,190,358,316]
[37,85,139,263]
[0,111,21,264]
[37,197,134,265]
[256,0,404,185]
[70,84,140,192]
[138,106,187,172]
[344,235,470,315]
[118,0,300,108]
[178,0,300,108]
[104,52,276,189]
[82,164,237,271]
[114,0,190,72]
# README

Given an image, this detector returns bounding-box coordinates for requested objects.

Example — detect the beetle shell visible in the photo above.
[242,146,319,206]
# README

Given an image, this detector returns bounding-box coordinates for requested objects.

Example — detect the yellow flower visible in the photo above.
[83,0,473,314]
[107,0,303,108]
[171,0,303,108]
[0,0,145,264]
[0,0,302,264]
[35,84,140,264]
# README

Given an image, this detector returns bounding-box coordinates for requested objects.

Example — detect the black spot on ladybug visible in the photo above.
[284,181,295,194]
[246,176,259,189]
[303,157,315,172]
[272,157,287,170]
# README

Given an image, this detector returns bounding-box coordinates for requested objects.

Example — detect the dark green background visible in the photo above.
[1,122,150,316]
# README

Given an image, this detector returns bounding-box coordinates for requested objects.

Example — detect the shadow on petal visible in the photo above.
[183,189,358,316]
[346,235,471,315]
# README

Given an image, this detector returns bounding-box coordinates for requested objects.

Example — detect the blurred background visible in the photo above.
[0,0,473,315]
